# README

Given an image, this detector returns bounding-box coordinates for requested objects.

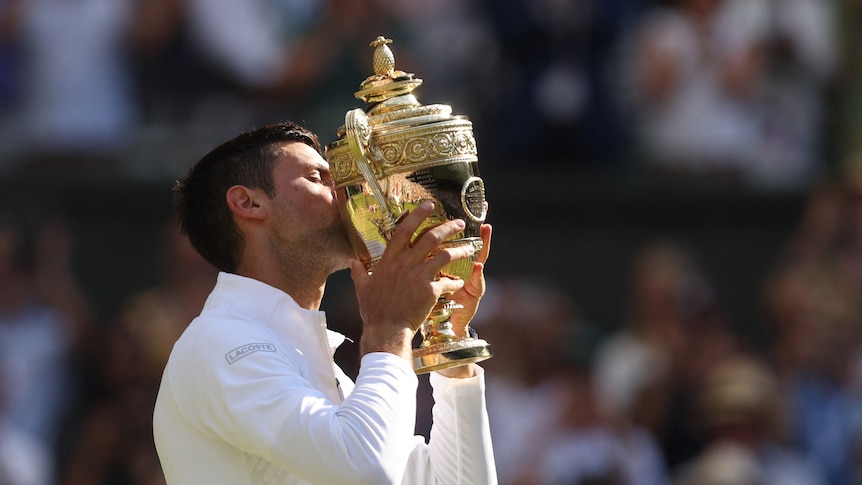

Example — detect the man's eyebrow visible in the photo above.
[298,156,327,169]
[301,161,332,179]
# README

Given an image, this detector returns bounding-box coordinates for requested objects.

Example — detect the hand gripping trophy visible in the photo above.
[326,36,493,374]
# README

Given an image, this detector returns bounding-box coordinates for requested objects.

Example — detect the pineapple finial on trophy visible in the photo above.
[355,36,422,105]
[371,36,395,78]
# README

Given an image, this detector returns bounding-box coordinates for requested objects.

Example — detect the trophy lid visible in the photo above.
[326,36,478,188]
[355,36,424,107]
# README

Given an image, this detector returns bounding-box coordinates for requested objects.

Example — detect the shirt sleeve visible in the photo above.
[170,332,421,485]
[401,366,499,484]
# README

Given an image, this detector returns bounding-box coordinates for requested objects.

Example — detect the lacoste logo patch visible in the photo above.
[225,343,277,364]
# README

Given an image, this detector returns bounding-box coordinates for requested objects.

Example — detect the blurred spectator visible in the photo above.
[58,221,215,485]
[625,0,835,189]
[830,0,862,166]
[0,0,15,102]
[162,0,333,117]
[674,355,826,485]
[625,0,770,181]
[676,442,765,485]
[593,241,741,469]
[482,0,642,168]
[112,221,217,386]
[524,365,669,485]
[128,0,410,178]
[184,0,321,93]
[201,0,404,107]
[754,0,837,188]
[59,324,164,485]
[476,276,609,484]
[475,277,570,482]
[7,0,140,173]
[761,161,862,485]
[31,218,94,354]
[764,262,861,485]
[0,407,52,485]
[0,217,80,483]
[267,0,406,134]
[0,0,19,161]
[474,273,668,485]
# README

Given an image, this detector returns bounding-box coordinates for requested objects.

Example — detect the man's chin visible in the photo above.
[333,227,356,258]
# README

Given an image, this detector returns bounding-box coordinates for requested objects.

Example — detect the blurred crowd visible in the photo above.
[0,0,861,484]
[0,0,855,186]
[470,162,862,485]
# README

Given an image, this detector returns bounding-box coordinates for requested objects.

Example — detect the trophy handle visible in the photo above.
[345,109,397,237]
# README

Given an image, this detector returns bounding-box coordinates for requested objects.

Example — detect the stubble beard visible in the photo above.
[269,187,355,275]
[264,213,350,283]
[322,219,355,272]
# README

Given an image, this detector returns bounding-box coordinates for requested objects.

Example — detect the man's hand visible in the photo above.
[448,223,492,336]
[350,201,476,362]
[436,223,492,379]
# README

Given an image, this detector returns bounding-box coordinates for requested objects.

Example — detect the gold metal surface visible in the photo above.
[325,36,492,374]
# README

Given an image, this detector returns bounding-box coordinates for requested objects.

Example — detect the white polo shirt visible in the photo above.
[153,272,497,484]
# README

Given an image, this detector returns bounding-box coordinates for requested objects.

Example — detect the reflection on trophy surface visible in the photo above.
[325,36,493,374]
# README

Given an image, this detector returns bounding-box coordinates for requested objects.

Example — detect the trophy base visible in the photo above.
[412,338,493,374]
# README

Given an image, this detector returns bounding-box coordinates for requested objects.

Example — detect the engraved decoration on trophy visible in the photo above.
[325,36,493,374]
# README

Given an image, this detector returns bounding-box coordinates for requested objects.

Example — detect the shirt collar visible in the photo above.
[204,272,347,355]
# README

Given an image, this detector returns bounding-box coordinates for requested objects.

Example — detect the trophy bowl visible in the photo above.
[325,36,493,374]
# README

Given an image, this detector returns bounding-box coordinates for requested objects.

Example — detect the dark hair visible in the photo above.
[174,121,321,272]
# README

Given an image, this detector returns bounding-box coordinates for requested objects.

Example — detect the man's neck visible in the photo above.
[281,279,326,310]
[235,262,327,311]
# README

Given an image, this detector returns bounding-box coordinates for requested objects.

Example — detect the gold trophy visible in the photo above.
[325,36,492,374]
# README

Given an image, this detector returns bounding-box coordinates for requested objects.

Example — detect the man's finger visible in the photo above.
[477,224,492,264]
[410,218,466,260]
[432,277,466,297]
[465,262,486,298]
[388,200,435,251]
[424,240,475,279]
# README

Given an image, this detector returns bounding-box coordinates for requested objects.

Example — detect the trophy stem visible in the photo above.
[413,297,493,374]
[419,298,460,346]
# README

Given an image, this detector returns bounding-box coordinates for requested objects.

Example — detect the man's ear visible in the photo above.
[226,185,268,221]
